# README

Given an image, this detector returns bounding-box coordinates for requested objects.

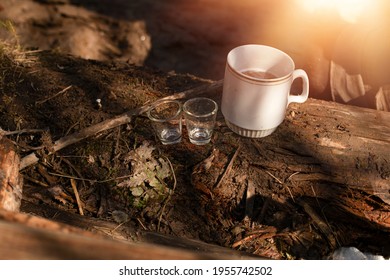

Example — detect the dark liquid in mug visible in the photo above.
[242,70,278,80]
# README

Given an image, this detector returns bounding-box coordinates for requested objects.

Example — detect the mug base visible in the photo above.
[225,119,277,138]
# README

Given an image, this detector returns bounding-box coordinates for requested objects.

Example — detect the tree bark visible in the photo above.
[0,137,23,212]
[283,100,390,205]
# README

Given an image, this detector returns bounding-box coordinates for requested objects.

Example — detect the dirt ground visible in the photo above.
[1,0,389,260]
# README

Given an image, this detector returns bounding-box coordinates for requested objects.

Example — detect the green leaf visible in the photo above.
[117,140,173,209]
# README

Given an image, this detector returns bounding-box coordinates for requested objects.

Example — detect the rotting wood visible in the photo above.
[0,137,23,212]
[233,98,390,238]
[282,100,390,205]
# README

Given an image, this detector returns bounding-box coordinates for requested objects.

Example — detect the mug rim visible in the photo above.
[227,63,292,85]
[227,44,295,84]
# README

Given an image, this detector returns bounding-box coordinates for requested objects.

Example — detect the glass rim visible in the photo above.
[147,99,182,122]
[183,97,218,118]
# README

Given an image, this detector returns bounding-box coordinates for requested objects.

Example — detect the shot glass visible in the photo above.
[183,97,218,145]
[147,100,182,145]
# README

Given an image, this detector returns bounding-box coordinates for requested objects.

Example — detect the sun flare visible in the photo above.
[296,0,373,23]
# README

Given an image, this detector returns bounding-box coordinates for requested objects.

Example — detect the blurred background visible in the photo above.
[1,0,389,101]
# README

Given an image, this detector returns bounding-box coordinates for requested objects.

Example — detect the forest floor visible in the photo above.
[1,0,389,260]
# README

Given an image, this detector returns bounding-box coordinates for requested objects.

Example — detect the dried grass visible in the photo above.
[0,20,38,70]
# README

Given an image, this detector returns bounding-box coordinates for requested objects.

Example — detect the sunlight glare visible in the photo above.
[297,0,372,23]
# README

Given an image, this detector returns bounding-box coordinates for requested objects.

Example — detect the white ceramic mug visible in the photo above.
[221,44,309,138]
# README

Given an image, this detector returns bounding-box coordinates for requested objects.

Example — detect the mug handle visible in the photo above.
[287,69,309,105]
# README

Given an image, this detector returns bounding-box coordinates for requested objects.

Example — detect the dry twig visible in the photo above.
[35,85,73,105]
[70,178,84,216]
[214,145,241,190]
[232,227,277,249]
[0,128,46,136]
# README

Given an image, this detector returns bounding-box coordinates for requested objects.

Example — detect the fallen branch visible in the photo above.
[19,80,223,170]
[0,128,46,137]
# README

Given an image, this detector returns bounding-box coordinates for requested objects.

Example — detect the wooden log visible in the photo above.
[0,218,209,260]
[0,207,262,260]
[20,201,265,259]
[283,100,390,205]
[0,137,23,211]
[241,98,390,232]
